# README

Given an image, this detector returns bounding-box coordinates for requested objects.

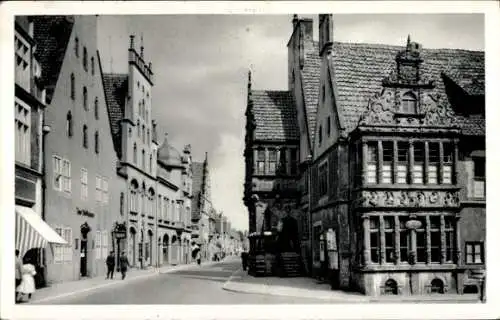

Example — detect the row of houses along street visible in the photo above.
[14,15,244,288]
[243,14,486,298]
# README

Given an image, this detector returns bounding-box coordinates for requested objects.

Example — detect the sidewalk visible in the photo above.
[29,260,220,303]
[222,269,481,303]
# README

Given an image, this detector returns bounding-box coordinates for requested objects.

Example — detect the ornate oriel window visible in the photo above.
[366,142,378,184]
[399,217,409,262]
[428,142,439,184]
[396,141,409,184]
[382,141,393,184]
[412,142,425,184]
[384,217,395,263]
[256,149,265,175]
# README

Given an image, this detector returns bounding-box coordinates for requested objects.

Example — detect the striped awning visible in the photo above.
[15,205,67,257]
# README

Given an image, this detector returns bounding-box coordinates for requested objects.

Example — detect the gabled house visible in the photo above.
[309,14,485,296]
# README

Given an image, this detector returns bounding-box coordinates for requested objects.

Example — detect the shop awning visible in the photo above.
[16,205,67,257]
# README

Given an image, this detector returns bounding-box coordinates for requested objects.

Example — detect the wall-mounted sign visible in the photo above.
[326,228,337,251]
[77,208,95,218]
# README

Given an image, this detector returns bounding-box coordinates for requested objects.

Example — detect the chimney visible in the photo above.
[319,14,334,56]
[183,144,192,154]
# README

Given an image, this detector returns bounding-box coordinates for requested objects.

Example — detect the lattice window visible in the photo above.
[412,142,424,184]
[370,217,379,263]
[366,142,378,184]
[15,99,30,165]
[382,142,393,184]
[396,141,409,184]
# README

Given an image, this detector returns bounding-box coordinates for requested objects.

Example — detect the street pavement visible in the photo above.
[32,257,328,304]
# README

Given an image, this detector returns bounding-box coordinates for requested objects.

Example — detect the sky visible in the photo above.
[96,14,484,232]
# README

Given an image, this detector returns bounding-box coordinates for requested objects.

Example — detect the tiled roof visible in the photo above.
[102,73,128,157]
[32,16,74,104]
[191,162,205,219]
[250,90,298,141]
[302,42,321,144]
[329,41,485,136]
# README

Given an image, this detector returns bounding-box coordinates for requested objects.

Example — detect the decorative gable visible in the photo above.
[358,37,459,130]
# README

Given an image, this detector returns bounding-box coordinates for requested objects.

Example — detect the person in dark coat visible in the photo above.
[241,251,249,271]
[105,251,115,279]
[119,251,130,280]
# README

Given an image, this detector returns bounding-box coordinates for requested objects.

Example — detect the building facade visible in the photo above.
[156,134,193,266]
[34,15,126,283]
[309,15,485,296]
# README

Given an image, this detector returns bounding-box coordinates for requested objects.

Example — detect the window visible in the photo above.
[74,37,79,57]
[146,110,149,123]
[15,34,30,88]
[83,47,88,71]
[102,178,109,204]
[428,143,439,184]
[120,192,124,215]
[370,217,379,263]
[290,149,298,175]
[415,218,426,263]
[366,142,378,184]
[327,116,331,136]
[95,175,102,202]
[95,231,101,259]
[318,125,323,145]
[147,129,150,144]
[83,125,88,148]
[94,131,99,154]
[158,195,162,220]
[465,242,484,264]
[133,143,137,164]
[401,92,417,114]
[137,120,140,137]
[318,162,328,197]
[384,217,395,263]
[54,227,72,263]
[142,126,146,144]
[70,73,75,100]
[91,56,95,75]
[66,111,73,137]
[444,217,454,262]
[53,156,62,191]
[256,149,265,175]
[15,99,30,165]
[94,98,99,120]
[399,217,409,262]
[268,149,277,175]
[164,197,169,220]
[430,216,441,263]
[473,158,485,198]
[412,142,424,184]
[442,143,453,184]
[130,189,137,213]
[396,141,409,184]
[83,87,88,110]
[382,142,393,184]
[322,85,325,103]
[81,168,88,200]
[149,155,152,173]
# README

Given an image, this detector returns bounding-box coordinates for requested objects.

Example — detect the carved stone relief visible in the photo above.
[354,190,460,208]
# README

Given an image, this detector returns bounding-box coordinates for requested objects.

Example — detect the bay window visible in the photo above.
[444,217,454,262]
[256,149,265,175]
[429,216,441,263]
[428,143,439,184]
[384,217,395,263]
[370,217,379,263]
[415,218,426,263]
[268,149,277,175]
[442,143,453,184]
[366,142,378,184]
[413,142,424,184]
[399,218,409,262]
[396,142,409,184]
[473,158,485,199]
[382,142,393,184]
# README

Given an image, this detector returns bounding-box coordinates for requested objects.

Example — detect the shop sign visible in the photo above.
[326,228,337,251]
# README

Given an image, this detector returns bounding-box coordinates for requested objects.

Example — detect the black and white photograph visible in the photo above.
[1,1,499,319]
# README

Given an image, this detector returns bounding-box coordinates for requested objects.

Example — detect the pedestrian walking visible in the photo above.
[15,250,23,303]
[105,251,115,279]
[119,251,130,280]
[16,259,37,302]
[241,250,248,271]
[196,250,201,265]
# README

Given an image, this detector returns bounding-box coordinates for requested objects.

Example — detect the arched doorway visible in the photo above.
[129,227,136,267]
[171,235,178,264]
[384,279,399,295]
[430,278,445,294]
[278,215,299,252]
[162,234,169,265]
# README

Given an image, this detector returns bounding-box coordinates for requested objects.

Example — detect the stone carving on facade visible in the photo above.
[356,190,460,208]
[358,89,395,126]
[420,93,458,127]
